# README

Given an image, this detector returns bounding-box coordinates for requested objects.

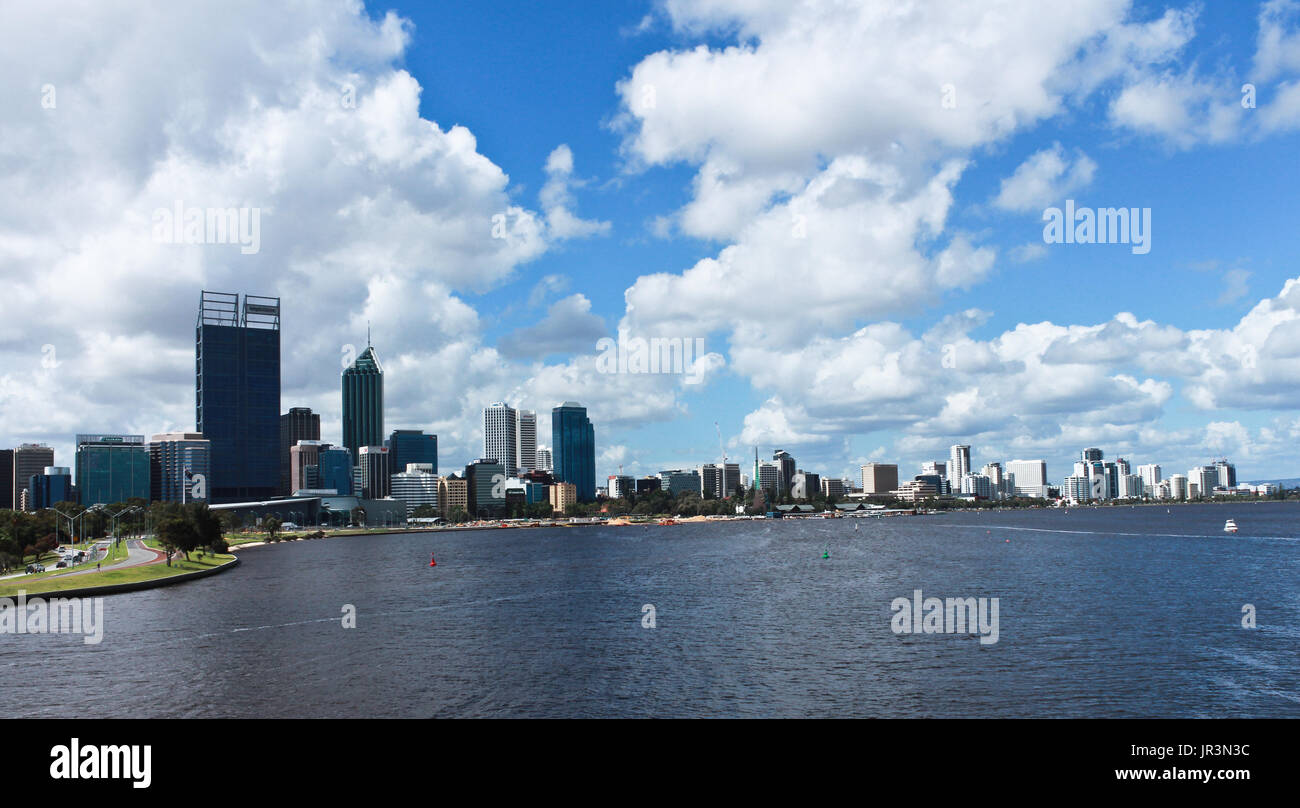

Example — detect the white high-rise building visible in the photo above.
[483,402,519,475]
[1188,466,1216,499]
[1119,474,1144,499]
[1006,459,1048,498]
[391,463,439,516]
[1169,474,1188,500]
[960,473,992,499]
[1137,464,1161,489]
[516,410,537,473]
[949,445,971,481]
[536,447,553,472]
[921,460,947,480]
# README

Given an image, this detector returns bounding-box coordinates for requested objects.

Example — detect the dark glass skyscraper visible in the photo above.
[387,429,437,475]
[280,407,320,494]
[342,345,383,462]
[196,291,281,503]
[552,401,595,502]
[75,434,149,505]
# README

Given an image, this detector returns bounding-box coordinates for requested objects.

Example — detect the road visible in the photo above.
[1,538,168,581]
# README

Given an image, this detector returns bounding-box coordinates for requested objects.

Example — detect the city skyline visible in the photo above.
[6,1,1300,488]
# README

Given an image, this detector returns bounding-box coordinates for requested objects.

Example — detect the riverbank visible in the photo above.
[0,551,238,598]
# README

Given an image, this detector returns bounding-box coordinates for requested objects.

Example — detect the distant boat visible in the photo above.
[1224,519,1239,534]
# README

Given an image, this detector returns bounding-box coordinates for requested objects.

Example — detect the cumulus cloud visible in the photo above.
[993,143,1097,212]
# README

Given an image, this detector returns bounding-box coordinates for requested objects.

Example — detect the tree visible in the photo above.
[263,515,282,542]
[155,506,199,564]
[411,504,439,519]
[350,507,366,527]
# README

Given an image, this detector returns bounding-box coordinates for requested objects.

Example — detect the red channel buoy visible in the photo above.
[429,553,437,567]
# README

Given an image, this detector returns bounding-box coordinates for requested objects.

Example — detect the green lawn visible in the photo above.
[0,551,235,597]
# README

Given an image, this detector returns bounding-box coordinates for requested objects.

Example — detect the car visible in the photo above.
[26,563,45,574]
[54,561,67,568]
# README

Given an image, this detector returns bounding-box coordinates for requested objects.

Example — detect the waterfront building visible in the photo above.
[197,291,280,503]
[12,443,54,512]
[659,469,701,496]
[358,445,392,499]
[1168,474,1188,500]
[0,449,11,510]
[1214,460,1237,489]
[636,476,661,495]
[892,479,937,502]
[960,473,992,499]
[75,434,149,506]
[342,343,384,462]
[820,477,848,499]
[279,407,320,495]
[860,463,899,495]
[465,458,506,517]
[773,450,796,494]
[517,410,537,473]
[1007,459,1048,497]
[949,445,971,480]
[552,402,595,501]
[1188,466,1216,499]
[391,463,438,516]
[290,440,327,494]
[438,474,468,518]
[920,460,947,481]
[148,432,211,503]
[484,402,519,476]
[1062,475,1091,502]
[549,482,577,514]
[1137,464,1161,489]
[754,461,781,496]
[387,429,437,477]
[317,446,352,496]
[791,471,820,500]
[1119,474,1144,499]
[608,475,635,499]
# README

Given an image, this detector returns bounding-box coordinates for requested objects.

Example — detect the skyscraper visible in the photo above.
[949,445,971,481]
[149,433,211,503]
[536,447,552,472]
[280,407,320,494]
[483,402,518,475]
[342,343,384,462]
[197,291,281,503]
[861,463,899,494]
[552,402,595,501]
[358,445,392,499]
[465,458,505,516]
[773,449,796,494]
[13,444,54,511]
[0,449,12,510]
[517,410,537,473]
[75,434,149,505]
[387,429,437,476]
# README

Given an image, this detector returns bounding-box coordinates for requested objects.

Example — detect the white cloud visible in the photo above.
[993,143,1097,212]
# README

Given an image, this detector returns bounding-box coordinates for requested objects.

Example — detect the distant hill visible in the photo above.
[1245,478,1300,487]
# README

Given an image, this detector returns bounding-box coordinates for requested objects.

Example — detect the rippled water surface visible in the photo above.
[3,502,1297,717]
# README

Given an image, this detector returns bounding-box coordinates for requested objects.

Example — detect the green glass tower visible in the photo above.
[342,343,384,462]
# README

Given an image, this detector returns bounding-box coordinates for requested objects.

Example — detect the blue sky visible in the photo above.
[4,0,1300,485]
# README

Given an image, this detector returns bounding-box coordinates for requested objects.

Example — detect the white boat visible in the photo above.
[1224,519,1238,533]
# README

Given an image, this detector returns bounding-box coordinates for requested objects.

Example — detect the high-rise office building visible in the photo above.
[536,447,552,472]
[1137,464,1162,489]
[860,463,899,494]
[921,460,947,480]
[1007,459,1048,498]
[949,445,971,481]
[0,449,12,510]
[387,429,437,476]
[318,446,353,495]
[148,432,211,503]
[659,469,701,496]
[342,344,384,462]
[28,466,72,510]
[484,402,519,476]
[13,444,54,511]
[791,471,820,500]
[820,477,848,499]
[75,434,149,505]
[197,291,281,503]
[465,459,505,517]
[391,463,438,516]
[290,440,327,493]
[517,410,537,473]
[1081,447,1104,463]
[552,402,595,501]
[1214,460,1236,489]
[608,475,635,499]
[358,445,392,499]
[755,461,782,495]
[280,407,320,494]
[1189,465,1216,498]
[773,450,796,494]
